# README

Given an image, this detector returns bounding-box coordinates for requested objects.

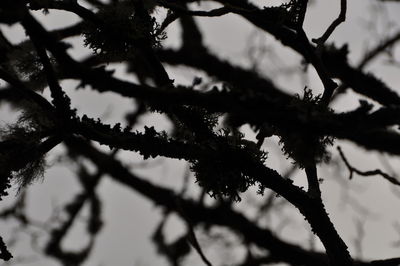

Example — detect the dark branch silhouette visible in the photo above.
[0,0,400,265]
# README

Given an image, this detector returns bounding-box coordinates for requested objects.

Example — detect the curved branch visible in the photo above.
[337,146,400,186]
[312,0,347,46]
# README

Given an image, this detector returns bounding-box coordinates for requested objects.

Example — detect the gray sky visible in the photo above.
[1,0,400,265]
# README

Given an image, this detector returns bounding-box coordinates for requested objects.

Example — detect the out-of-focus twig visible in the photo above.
[175,198,213,266]
[358,30,400,69]
[353,218,365,259]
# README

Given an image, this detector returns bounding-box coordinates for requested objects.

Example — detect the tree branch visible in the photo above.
[337,146,400,186]
[312,0,347,47]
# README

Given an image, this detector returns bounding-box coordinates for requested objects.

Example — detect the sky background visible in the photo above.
[1,0,400,265]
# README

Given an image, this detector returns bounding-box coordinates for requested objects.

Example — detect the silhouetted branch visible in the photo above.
[1,1,400,265]
[65,136,331,266]
[305,162,322,198]
[0,68,56,115]
[367,257,400,266]
[312,0,347,46]
[158,1,231,17]
[28,0,99,23]
[0,236,12,261]
[66,136,355,266]
[337,146,400,186]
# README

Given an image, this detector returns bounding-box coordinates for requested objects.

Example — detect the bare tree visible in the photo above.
[1,0,400,265]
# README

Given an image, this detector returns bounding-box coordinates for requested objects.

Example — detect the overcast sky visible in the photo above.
[1,1,400,265]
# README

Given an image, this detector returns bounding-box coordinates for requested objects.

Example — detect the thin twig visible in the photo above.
[312,0,347,46]
[157,10,180,35]
[337,146,400,186]
[158,1,231,17]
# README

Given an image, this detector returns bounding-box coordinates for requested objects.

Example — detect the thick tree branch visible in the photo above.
[212,0,400,107]
[70,117,354,265]
[0,236,12,261]
[65,137,331,266]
